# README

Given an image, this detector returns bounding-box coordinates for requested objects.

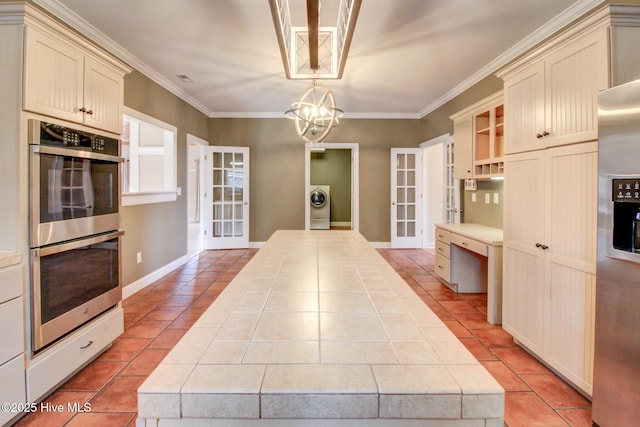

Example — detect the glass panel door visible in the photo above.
[444,137,461,224]
[390,148,423,248]
[205,146,249,249]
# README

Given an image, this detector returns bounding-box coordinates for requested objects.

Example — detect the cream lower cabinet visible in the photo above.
[503,142,597,396]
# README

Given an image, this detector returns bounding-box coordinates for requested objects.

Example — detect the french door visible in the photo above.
[204,146,249,249]
[390,148,423,248]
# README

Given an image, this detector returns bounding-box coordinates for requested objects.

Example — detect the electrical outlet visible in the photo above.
[493,193,499,204]
[471,193,477,203]
[136,252,142,264]
[484,193,490,204]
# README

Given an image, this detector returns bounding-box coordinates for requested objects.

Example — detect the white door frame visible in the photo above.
[186,133,208,256]
[304,143,359,232]
[390,148,424,248]
[419,133,451,248]
[204,146,250,249]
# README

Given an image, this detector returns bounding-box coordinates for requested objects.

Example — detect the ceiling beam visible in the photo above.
[306,0,319,70]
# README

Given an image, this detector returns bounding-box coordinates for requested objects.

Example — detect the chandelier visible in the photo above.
[285,81,344,143]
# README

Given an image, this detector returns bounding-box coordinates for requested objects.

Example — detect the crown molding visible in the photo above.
[25,0,609,120]
[418,0,606,118]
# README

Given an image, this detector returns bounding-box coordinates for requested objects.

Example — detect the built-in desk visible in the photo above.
[138,230,504,426]
[434,223,503,325]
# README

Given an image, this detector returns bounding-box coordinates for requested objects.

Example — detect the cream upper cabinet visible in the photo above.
[23,26,126,134]
[452,116,472,180]
[503,142,597,396]
[450,90,503,179]
[502,27,608,155]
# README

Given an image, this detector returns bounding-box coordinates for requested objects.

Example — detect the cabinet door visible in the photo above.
[503,150,545,353]
[83,57,124,133]
[23,27,84,124]
[544,29,608,148]
[503,62,545,155]
[453,117,472,179]
[544,142,597,395]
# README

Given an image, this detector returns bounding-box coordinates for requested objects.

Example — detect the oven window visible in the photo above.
[39,154,118,223]
[40,238,119,323]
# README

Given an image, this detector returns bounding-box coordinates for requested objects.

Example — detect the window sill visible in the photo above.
[122,191,177,206]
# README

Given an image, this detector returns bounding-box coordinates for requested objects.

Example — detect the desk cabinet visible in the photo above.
[434,224,503,324]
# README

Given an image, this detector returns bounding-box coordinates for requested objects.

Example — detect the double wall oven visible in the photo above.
[29,120,123,352]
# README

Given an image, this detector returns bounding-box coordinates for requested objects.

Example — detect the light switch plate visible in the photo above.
[485,193,490,204]
[493,193,499,204]
[471,193,477,203]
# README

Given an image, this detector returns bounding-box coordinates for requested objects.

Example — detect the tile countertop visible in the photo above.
[435,223,503,246]
[137,230,504,427]
[0,252,22,269]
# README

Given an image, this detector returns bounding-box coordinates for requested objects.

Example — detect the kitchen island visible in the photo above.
[137,230,503,426]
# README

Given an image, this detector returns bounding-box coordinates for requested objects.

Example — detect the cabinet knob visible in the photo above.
[535,243,549,250]
[86,109,94,116]
[542,131,549,137]
[536,133,543,139]
[79,107,86,113]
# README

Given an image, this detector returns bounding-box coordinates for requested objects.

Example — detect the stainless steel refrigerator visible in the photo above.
[593,79,640,427]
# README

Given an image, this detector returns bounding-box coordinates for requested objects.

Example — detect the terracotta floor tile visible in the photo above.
[123,312,145,329]
[520,373,590,409]
[427,289,465,301]
[459,337,498,361]
[98,337,151,362]
[120,348,170,376]
[472,328,517,348]
[147,327,188,349]
[89,376,147,412]
[149,280,188,292]
[557,408,593,427]
[158,294,199,307]
[167,311,202,329]
[418,294,441,307]
[121,299,160,315]
[493,347,550,374]
[14,391,93,427]
[453,312,499,330]
[143,305,186,321]
[505,391,570,427]
[60,361,126,391]
[120,319,171,339]
[440,300,481,314]
[443,319,474,338]
[65,411,136,427]
[480,361,530,392]
[427,305,455,321]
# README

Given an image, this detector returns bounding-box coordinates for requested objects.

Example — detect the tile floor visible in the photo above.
[14,247,592,427]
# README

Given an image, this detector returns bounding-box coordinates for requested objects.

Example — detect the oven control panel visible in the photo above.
[31,120,119,157]
[613,178,640,202]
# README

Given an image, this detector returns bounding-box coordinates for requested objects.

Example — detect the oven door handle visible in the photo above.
[32,145,124,163]
[35,230,125,258]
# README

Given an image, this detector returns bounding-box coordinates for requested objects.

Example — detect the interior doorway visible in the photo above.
[186,134,208,256]
[304,143,359,231]
[419,133,454,248]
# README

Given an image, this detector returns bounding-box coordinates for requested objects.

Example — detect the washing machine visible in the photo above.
[309,185,330,230]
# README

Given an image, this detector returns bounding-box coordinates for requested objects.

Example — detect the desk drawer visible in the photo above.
[451,234,488,257]
[435,240,450,258]
[434,253,451,282]
[435,228,451,244]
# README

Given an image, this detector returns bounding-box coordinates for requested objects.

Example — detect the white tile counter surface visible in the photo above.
[138,231,504,427]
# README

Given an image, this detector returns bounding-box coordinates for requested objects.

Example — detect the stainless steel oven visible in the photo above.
[29,120,122,247]
[28,120,125,352]
[31,230,123,351]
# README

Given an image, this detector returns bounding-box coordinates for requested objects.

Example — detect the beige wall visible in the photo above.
[209,118,421,242]
[122,71,209,287]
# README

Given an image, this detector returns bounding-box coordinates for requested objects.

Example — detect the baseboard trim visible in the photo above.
[122,254,190,299]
